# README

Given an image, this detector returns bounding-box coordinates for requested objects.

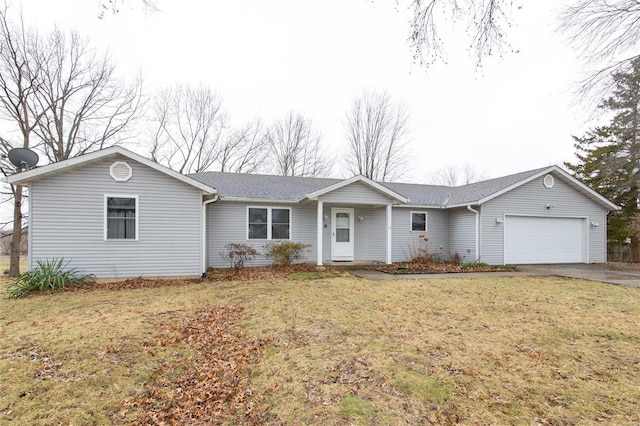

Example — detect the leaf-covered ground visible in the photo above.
[120,305,275,425]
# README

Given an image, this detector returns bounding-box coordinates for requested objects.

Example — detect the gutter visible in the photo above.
[467,205,480,262]
[202,193,219,276]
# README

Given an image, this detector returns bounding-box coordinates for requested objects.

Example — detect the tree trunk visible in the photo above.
[8,185,23,277]
[630,235,640,263]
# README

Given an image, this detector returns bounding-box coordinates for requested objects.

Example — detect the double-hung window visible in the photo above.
[411,211,427,232]
[248,207,290,240]
[105,196,138,240]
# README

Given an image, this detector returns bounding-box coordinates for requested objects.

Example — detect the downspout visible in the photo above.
[27,183,32,271]
[467,205,480,262]
[202,194,219,277]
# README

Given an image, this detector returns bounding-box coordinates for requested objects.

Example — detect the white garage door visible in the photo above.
[504,216,585,264]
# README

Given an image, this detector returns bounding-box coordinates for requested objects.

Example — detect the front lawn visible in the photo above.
[1,274,639,424]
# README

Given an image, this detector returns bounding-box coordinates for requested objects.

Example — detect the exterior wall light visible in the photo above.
[495,217,504,224]
[590,221,600,228]
[358,215,365,223]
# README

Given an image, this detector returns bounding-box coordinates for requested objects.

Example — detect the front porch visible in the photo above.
[315,201,395,266]
[304,176,409,267]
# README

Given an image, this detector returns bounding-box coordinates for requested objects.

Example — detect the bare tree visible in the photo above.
[218,120,268,173]
[407,1,640,104]
[560,0,640,105]
[34,29,142,162]
[343,90,410,182]
[0,5,43,276]
[98,0,159,19]
[408,0,518,67]
[265,112,330,177]
[0,5,140,276]
[427,164,488,186]
[148,84,225,174]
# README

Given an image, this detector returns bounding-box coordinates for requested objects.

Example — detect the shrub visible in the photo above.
[447,252,463,265]
[406,235,443,264]
[263,241,311,265]
[219,243,258,269]
[461,262,490,270]
[5,258,95,299]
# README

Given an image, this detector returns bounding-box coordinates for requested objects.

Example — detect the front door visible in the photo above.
[331,208,354,261]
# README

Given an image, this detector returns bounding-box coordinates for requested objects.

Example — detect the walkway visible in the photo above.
[351,264,640,288]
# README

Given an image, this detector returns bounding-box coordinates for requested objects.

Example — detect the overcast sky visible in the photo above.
[15,0,590,183]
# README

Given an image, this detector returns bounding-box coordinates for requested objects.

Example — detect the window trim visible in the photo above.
[104,194,139,241]
[246,206,292,240]
[410,211,427,232]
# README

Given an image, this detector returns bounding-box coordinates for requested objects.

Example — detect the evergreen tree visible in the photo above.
[566,57,640,261]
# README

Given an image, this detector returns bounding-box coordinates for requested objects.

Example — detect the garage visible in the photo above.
[504,216,586,264]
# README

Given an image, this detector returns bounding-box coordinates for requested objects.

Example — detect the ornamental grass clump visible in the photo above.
[5,258,95,299]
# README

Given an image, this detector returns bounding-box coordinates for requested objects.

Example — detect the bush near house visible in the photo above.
[4,258,95,299]
[219,243,259,269]
[263,241,311,265]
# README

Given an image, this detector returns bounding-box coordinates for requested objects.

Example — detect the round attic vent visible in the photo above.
[110,161,132,182]
[543,174,554,188]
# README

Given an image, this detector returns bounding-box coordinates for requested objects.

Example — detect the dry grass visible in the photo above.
[1,275,640,424]
[0,258,28,280]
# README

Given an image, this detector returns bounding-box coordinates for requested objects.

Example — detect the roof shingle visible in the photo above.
[188,166,553,206]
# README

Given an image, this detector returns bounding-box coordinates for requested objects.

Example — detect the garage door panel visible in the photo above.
[504,216,585,264]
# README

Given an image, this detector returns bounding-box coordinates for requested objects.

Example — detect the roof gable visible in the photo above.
[447,166,619,210]
[303,175,409,203]
[3,147,216,194]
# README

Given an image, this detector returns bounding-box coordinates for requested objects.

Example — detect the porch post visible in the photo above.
[317,201,323,266]
[386,203,392,264]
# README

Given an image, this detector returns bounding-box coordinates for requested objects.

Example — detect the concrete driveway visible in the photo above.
[352,264,640,287]
[516,264,640,288]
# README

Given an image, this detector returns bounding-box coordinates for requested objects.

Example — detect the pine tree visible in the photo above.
[566,57,640,261]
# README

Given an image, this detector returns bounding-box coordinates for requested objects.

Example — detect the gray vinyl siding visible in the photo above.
[207,202,317,268]
[317,181,393,205]
[29,155,203,278]
[392,208,448,262]
[353,206,387,261]
[480,172,609,264]
[448,208,477,263]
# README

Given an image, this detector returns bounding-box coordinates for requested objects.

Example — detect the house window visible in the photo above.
[411,212,427,232]
[105,196,138,240]
[248,207,291,240]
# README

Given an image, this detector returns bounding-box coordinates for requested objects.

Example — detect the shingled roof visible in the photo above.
[188,166,573,207]
[189,172,342,201]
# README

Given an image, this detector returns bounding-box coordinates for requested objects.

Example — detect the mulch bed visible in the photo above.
[373,262,514,274]
[14,264,342,295]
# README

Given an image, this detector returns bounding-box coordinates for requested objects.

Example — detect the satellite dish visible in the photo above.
[7,148,39,170]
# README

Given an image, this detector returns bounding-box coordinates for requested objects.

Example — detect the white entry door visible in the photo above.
[331,208,355,261]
